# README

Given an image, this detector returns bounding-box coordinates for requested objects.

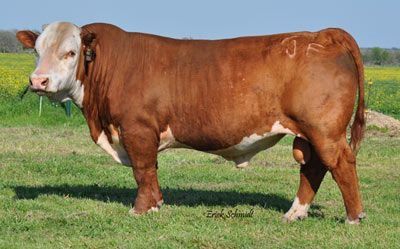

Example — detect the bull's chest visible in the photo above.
[95,125,183,167]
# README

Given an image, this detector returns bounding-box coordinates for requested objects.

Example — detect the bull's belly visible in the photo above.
[96,121,293,168]
[160,133,285,168]
[159,121,293,167]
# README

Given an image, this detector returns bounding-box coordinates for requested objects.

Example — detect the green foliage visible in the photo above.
[0,30,24,53]
[362,47,400,66]
[371,47,389,65]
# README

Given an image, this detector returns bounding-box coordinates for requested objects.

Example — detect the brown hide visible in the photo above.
[77,23,363,152]
[74,23,365,221]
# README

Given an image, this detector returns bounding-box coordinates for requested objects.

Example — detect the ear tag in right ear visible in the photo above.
[85,48,94,62]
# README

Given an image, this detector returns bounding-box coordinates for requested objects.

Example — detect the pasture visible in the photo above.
[0,53,400,248]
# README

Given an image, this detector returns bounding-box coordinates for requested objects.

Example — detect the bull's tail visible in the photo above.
[341,30,366,155]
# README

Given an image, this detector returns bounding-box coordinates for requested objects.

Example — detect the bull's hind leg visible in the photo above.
[312,136,364,224]
[284,137,327,222]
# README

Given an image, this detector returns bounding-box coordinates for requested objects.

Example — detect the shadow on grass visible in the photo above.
[12,184,294,212]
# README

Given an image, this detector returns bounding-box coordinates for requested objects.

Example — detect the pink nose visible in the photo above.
[30,76,49,91]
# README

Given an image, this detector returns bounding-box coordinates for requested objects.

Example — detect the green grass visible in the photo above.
[0,124,399,248]
[0,93,85,127]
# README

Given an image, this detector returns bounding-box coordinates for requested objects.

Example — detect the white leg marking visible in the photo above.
[128,206,159,216]
[345,212,366,225]
[128,199,164,216]
[128,208,139,216]
[149,206,160,212]
[345,218,359,225]
[235,161,249,168]
[283,197,310,222]
[157,199,164,207]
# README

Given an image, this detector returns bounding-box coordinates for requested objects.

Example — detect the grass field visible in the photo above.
[364,67,400,119]
[0,53,400,248]
[0,125,399,248]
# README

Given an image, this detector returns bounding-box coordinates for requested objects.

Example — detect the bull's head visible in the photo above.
[16,22,95,106]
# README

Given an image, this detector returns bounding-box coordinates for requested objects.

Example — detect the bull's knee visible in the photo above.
[293,137,311,165]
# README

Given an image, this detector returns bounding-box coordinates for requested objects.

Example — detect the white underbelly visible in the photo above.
[209,134,285,167]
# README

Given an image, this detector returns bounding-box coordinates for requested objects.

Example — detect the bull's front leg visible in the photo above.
[121,126,163,215]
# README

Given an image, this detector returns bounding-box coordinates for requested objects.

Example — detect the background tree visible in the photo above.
[0,30,23,53]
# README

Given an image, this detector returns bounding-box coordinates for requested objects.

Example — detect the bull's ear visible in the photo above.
[82,31,96,47]
[16,30,39,48]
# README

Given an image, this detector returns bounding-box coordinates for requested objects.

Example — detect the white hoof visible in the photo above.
[283,197,310,222]
[345,212,366,225]
[128,208,140,216]
[235,161,249,168]
[157,199,164,208]
[128,199,164,216]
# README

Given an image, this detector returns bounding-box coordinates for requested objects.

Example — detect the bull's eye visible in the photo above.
[64,51,76,59]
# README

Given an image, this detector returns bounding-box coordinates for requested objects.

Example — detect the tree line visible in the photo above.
[0,30,399,65]
[0,30,24,53]
[361,47,400,66]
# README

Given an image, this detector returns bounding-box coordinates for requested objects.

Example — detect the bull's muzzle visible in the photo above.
[29,76,49,92]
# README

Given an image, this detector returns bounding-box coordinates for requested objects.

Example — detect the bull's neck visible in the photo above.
[78,31,144,139]
[80,53,117,124]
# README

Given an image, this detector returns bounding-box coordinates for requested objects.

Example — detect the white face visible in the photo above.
[17,22,84,105]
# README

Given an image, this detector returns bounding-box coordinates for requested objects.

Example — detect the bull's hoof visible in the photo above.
[282,209,308,223]
[235,161,249,168]
[282,197,310,223]
[345,212,366,225]
[128,199,164,216]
